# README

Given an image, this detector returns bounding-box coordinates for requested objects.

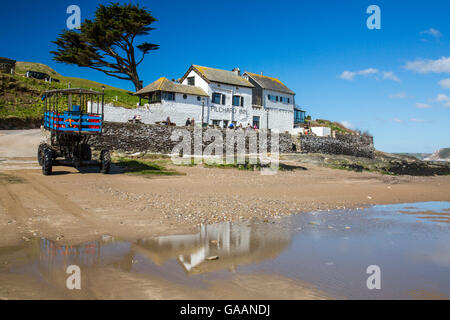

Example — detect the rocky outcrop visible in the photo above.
[298,133,375,158]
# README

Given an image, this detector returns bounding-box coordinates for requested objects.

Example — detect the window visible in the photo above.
[276,96,279,102]
[162,92,175,101]
[183,94,187,99]
[232,95,242,106]
[212,92,221,104]
[253,116,260,129]
[187,77,195,86]
[148,91,161,104]
[212,120,221,126]
[197,96,201,101]
[288,98,290,103]
[213,92,226,105]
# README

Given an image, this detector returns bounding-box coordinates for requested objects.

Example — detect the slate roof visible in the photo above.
[181,65,254,88]
[135,77,209,96]
[244,72,295,95]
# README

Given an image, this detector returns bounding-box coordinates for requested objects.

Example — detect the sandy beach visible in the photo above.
[0,130,449,299]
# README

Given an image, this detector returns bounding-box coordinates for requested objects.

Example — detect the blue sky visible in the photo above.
[1,0,449,153]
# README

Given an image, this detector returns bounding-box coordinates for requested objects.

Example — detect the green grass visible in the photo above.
[114,157,184,176]
[1,61,140,119]
[198,157,305,171]
[312,119,355,135]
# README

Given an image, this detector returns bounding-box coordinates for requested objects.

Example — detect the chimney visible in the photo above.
[232,67,240,76]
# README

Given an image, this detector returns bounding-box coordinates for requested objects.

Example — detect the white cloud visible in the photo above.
[340,120,353,129]
[393,118,403,123]
[340,71,357,80]
[439,78,450,89]
[389,92,408,99]
[340,68,399,81]
[410,118,425,123]
[415,103,432,109]
[420,28,442,38]
[383,71,400,82]
[358,68,379,76]
[434,93,450,107]
[436,93,449,102]
[404,56,450,73]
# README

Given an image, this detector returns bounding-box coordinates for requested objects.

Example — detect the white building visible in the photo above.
[243,72,295,132]
[128,64,298,132]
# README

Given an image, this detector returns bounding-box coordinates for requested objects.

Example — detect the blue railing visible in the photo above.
[44,111,102,133]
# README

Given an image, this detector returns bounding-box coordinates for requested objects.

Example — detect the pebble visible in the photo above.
[206,256,219,261]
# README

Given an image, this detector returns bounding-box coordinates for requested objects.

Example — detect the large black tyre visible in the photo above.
[42,146,53,176]
[100,150,111,174]
[37,143,46,166]
[80,144,92,161]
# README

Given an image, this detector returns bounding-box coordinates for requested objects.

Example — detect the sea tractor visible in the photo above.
[37,88,111,175]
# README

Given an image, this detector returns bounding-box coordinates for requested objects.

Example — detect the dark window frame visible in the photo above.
[212,92,221,104]
[232,95,242,107]
[187,76,195,86]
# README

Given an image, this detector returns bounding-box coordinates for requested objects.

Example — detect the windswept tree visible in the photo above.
[51,2,159,91]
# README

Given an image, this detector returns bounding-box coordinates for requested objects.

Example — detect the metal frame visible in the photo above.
[40,88,109,172]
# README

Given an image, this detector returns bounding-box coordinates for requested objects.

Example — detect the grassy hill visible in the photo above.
[0,61,139,119]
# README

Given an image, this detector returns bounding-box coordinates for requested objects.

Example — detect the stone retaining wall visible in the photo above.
[89,122,374,158]
[299,133,375,158]
[90,122,292,155]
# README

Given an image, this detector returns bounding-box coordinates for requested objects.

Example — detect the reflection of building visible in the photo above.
[135,222,292,275]
[0,221,293,286]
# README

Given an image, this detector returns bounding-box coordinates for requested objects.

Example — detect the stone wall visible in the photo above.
[90,122,292,155]
[298,133,375,158]
[0,117,42,130]
[90,122,374,158]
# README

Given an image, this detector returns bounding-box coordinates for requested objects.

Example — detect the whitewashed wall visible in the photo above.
[311,126,331,137]
[263,89,295,112]
[102,99,205,127]
[252,108,293,132]
[181,69,254,127]
[207,82,253,126]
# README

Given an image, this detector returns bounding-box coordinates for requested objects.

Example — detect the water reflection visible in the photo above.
[0,220,292,283]
[135,221,292,274]
[0,202,449,299]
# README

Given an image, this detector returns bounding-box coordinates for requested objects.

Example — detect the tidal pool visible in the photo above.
[0,202,449,299]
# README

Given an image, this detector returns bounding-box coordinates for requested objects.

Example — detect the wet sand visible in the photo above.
[0,130,449,299]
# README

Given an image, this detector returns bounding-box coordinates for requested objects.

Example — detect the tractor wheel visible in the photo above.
[100,150,111,174]
[37,143,46,166]
[81,144,92,161]
[42,146,53,176]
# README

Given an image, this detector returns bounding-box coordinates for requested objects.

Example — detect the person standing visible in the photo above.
[185,118,191,126]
